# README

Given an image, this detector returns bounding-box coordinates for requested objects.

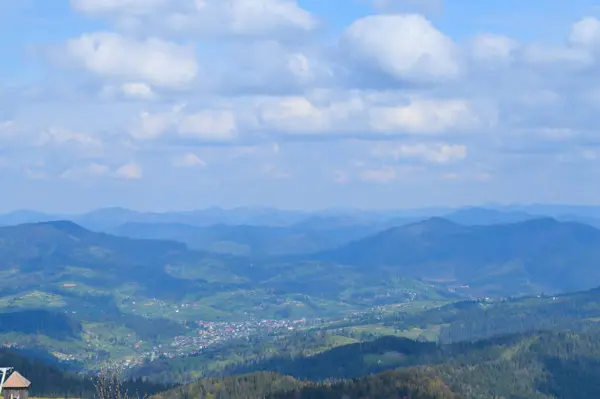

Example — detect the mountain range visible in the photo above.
[6,206,600,390]
[315,217,600,295]
[4,204,600,230]
[3,215,600,326]
[147,330,600,399]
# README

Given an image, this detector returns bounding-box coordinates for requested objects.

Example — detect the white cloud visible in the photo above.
[257,95,360,134]
[8,2,600,208]
[70,0,317,38]
[129,105,237,142]
[255,92,489,135]
[129,105,184,140]
[570,17,600,48]
[342,14,460,82]
[371,143,467,163]
[65,32,198,89]
[121,83,156,99]
[173,153,207,167]
[368,98,487,134]
[115,162,143,179]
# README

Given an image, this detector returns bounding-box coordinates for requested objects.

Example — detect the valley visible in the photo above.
[3,206,600,398]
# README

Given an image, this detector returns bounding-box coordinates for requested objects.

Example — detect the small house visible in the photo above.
[2,371,30,399]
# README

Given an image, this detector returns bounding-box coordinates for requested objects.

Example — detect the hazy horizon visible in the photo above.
[4,202,600,217]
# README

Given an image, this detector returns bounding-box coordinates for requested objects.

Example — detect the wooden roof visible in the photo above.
[2,371,31,389]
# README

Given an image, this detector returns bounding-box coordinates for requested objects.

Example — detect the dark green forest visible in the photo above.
[144,331,600,399]
[150,369,459,399]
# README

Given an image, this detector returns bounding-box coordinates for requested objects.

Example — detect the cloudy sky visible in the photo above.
[1,0,600,212]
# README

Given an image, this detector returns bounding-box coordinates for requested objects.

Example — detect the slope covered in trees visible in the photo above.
[149,331,600,399]
[316,217,600,295]
[150,369,459,399]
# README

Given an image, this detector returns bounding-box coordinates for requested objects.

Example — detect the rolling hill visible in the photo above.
[316,217,600,296]
[0,207,314,230]
[109,221,379,256]
[146,330,600,399]
[0,220,449,317]
[442,207,538,225]
[150,369,460,399]
[0,220,454,366]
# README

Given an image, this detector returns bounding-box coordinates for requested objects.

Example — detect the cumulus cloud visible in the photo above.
[70,0,317,38]
[65,32,198,89]
[341,14,460,83]
[121,83,156,99]
[129,105,238,142]
[7,2,600,208]
[255,92,490,135]
[367,98,487,134]
[570,17,600,48]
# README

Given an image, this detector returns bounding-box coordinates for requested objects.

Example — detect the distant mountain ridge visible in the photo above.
[110,220,384,256]
[314,216,600,295]
[4,204,600,229]
[443,207,539,225]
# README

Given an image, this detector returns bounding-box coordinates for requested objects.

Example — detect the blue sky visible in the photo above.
[2,0,600,212]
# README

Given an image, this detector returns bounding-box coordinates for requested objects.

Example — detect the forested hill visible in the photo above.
[314,217,600,295]
[150,369,460,399]
[149,330,600,399]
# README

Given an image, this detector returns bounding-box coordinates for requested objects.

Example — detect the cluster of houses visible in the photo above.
[0,369,31,399]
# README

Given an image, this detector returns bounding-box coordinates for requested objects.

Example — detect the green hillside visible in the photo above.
[126,285,600,385]
[7,216,600,376]
[0,221,451,367]
[316,217,600,296]
[110,221,378,256]
[150,369,460,399]
[144,330,600,399]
